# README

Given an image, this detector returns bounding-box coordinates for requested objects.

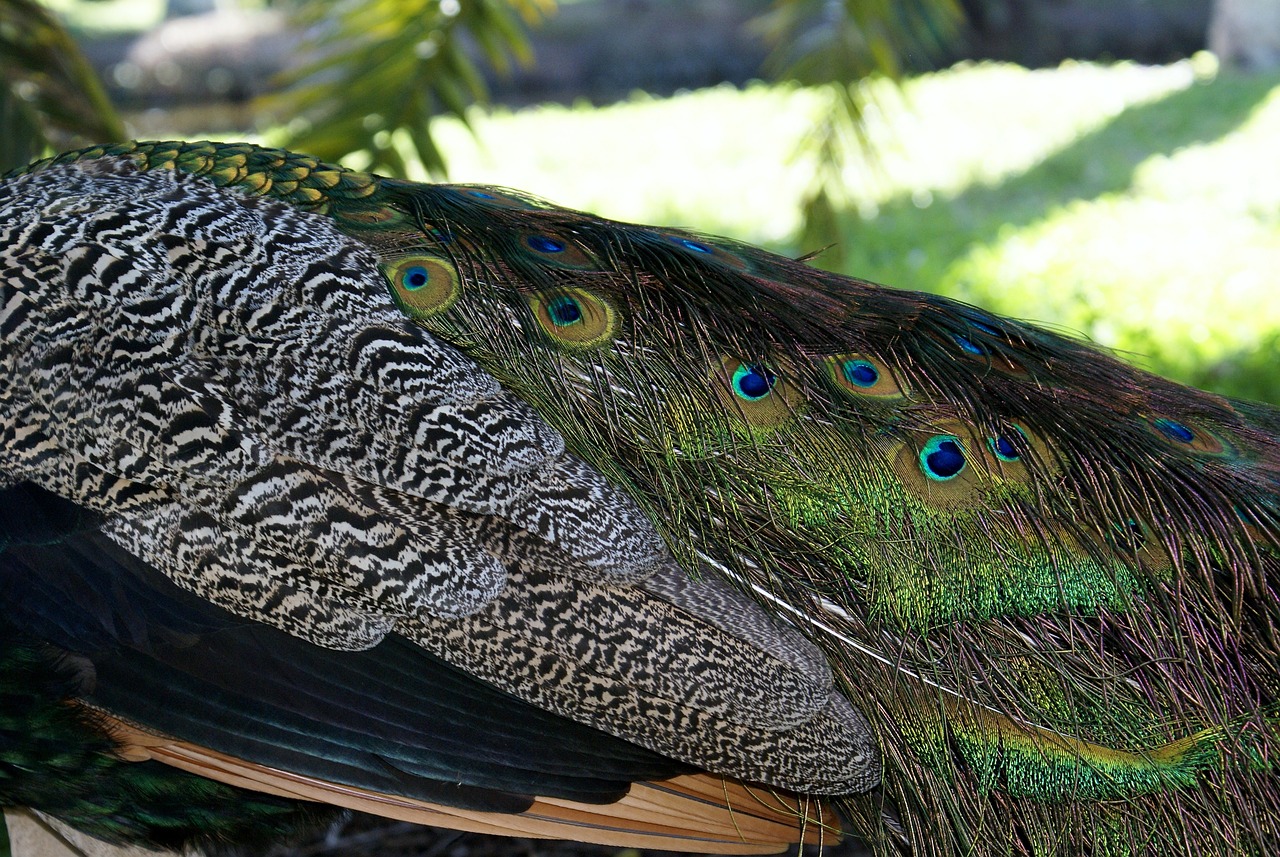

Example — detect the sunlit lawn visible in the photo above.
[402,58,1280,404]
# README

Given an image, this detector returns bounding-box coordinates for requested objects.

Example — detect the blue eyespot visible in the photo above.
[668,236,713,254]
[465,190,496,200]
[527,235,566,254]
[987,425,1028,462]
[1153,418,1195,444]
[732,364,776,401]
[547,295,583,326]
[401,265,430,291]
[384,256,460,319]
[920,435,966,481]
[959,310,1001,337]
[842,359,879,388]
[989,434,1020,461]
[954,335,984,355]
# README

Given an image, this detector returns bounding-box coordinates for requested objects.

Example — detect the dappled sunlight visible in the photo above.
[382,60,1279,403]
[415,61,1226,245]
[948,196,1280,382]
[1132,79,1280,215]
[423,85,824,244]
[848,58,1211,204]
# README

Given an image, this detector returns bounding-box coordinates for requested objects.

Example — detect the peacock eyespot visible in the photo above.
[954,334,984,356]
[402,266,429,290]
[1153,418,1196,444]
[977,422,1061,480]
[527,235,566,254]
[1147,415,1229,455]
[844,359,879,387]
[920,435,967,481]
[712,357,803,429]
[529,287,617,348]
[891,421,985,509]
[445,185,536,210]
[662,233,750,270]
[518,231,596,268]
[548,295,583,326]
[988,426,1028,462]
[671,236,713,253]
[989,435,1019,461]
[826,353,905,399]
[382,254,461,319]
[732,363,776,401]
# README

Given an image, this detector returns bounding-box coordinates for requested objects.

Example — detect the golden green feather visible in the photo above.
[15,140,1280,856]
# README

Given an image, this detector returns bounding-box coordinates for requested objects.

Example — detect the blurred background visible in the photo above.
[3,0,1279,850]
[5,0,1279,407]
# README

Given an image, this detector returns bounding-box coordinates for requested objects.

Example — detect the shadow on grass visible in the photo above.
[835,71,1276,287]
[829,70,1280,406]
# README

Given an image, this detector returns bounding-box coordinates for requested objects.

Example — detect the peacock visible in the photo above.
[0,140,1276,857]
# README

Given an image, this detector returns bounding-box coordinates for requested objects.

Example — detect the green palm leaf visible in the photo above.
[271,0,552,177]
[0,0,124,172]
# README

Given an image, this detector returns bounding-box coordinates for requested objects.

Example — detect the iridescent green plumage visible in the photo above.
[13,141,1280,856]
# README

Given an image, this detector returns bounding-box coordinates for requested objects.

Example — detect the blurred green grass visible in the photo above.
[406,58,1280,405]
[46,0,165,36]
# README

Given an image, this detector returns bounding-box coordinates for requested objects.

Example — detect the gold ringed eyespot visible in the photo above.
[890,420,987,511]
[520,231,596,269]
[826,353,905,398]
[711,357,804,429]
[381,254,461,319]
[1148,416,1230,456]
[529,287,618,349]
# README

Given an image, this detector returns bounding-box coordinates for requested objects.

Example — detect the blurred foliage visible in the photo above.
[2,0,965,253]
[758,0,964,266]
[272,0,554,177]
[0,0,124,172]
[271,0,964,191]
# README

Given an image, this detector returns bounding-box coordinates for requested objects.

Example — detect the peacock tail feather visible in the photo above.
[6,140,1280,856]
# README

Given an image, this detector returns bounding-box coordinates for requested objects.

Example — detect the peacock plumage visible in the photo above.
[0,140,1276,857]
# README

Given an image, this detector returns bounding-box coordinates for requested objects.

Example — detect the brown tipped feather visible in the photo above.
[104,715,841,854]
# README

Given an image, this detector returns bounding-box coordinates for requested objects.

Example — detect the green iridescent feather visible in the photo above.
[14,140,1280,856]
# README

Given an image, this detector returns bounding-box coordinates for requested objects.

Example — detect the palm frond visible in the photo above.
[270,0,554,177]
[758,0,965,266]
[0,0,124,172]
